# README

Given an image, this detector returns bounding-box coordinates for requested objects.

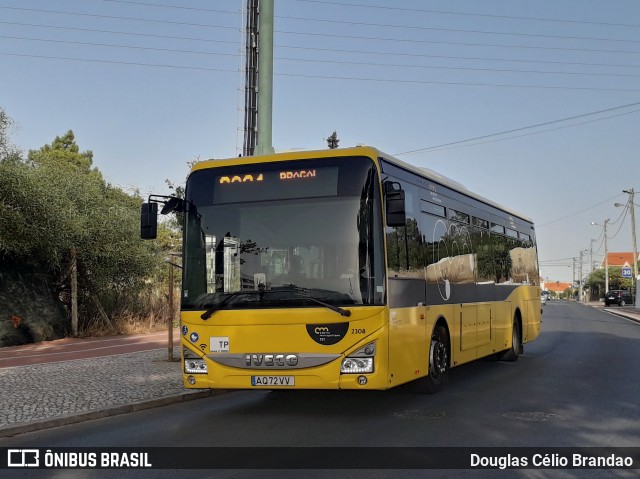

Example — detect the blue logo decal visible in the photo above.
[181,325,188,336]
[189,332,199,343]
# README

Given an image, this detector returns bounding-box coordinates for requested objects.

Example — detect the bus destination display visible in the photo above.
[213,166,339,204]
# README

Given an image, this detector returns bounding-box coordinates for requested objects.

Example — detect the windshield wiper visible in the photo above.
[303,296,351,317]
[201,286,351,319]
[201,292,253,320]
[281,285,351,317]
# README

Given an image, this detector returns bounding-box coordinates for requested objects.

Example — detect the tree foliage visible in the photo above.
[0,107,20,161]
[327,131,339,149]
[585,266,636,294]
[0,118,171,334]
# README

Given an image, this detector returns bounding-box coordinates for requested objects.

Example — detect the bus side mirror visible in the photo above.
[160,197,185,215]
[384,181,406,227]
[140,202,158,239]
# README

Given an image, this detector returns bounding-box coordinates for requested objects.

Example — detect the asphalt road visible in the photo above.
[2,301,639,479]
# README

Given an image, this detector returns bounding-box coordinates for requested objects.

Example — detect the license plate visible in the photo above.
[251,375,295,387]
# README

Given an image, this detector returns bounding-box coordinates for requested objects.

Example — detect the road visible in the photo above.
[1,301,639,478]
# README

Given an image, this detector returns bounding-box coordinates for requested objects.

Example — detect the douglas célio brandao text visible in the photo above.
[470,453,634,469]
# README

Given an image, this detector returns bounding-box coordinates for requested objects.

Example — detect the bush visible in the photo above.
[0,129,179,344]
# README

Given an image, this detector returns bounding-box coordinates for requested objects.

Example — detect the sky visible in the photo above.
[1,0,639,284]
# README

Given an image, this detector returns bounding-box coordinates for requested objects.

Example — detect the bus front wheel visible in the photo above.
[413,325,449,394]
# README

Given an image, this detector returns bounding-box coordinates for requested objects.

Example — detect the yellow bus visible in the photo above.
[142,146,541,393]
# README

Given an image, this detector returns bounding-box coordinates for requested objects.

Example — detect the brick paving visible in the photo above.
[0,347,201,434]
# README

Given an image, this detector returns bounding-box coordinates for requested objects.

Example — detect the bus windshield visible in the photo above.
[181,156,385,312]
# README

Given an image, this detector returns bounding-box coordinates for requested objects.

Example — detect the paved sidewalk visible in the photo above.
[584,301,640,323]
[0,346,218,438]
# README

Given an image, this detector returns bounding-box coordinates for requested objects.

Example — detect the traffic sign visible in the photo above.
[622,267,632,278]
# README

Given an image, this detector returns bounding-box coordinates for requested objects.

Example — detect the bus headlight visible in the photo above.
[340,357,373,374]
[340,341,376,374]
[184,359,208,374]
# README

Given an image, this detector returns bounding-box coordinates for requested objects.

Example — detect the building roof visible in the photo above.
[600,252,640,268]
[545,282,572,292]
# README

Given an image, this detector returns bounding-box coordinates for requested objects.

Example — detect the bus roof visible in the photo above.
[192,146,533,224]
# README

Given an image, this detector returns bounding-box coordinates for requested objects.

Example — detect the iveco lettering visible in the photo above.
[245,354,299,367]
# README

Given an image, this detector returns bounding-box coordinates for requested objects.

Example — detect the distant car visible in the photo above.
[542,290,551,301]
[604,290,633,306]
[541,293,547,305]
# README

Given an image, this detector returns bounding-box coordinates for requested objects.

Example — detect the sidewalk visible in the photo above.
[0,345,222,438]
[585,300,640,323]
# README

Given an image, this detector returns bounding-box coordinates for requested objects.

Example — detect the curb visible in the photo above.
[582,302,640,324]
[0,389,229,438]
[603,308,640,324]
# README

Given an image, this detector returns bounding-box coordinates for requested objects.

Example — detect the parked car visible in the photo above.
[540,293,547,305]
[542,290,551,301]
[604,290,633,306]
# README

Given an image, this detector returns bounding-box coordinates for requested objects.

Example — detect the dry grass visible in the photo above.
[76,284,180,338]
[78,303,179,337]
[114,311,177,335]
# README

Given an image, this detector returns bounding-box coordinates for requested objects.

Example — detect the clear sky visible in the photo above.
[1,0,639,284]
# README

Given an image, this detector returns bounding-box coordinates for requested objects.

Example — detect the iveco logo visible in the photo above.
[245,354,299,367]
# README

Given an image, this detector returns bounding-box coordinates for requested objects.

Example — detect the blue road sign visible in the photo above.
[622,267,632,278]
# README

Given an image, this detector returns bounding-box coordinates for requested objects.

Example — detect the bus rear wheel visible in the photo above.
[500,316,521,362]
[413,325,449,394]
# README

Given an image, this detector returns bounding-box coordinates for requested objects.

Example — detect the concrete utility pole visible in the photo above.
[604,220,610,294]
[625,189,638,308]
[625,189,638,275]
[579,250,584,302]
[616,189,638,307]
[592,220,610,294]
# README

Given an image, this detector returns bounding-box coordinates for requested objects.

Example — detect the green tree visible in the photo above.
[585,267,634,296]
[585,268,606,299]
[0,126,169,338]
[28,130,94,172]
[0,107,20,162]
[327,131,339,149]
[0,107,11,157]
